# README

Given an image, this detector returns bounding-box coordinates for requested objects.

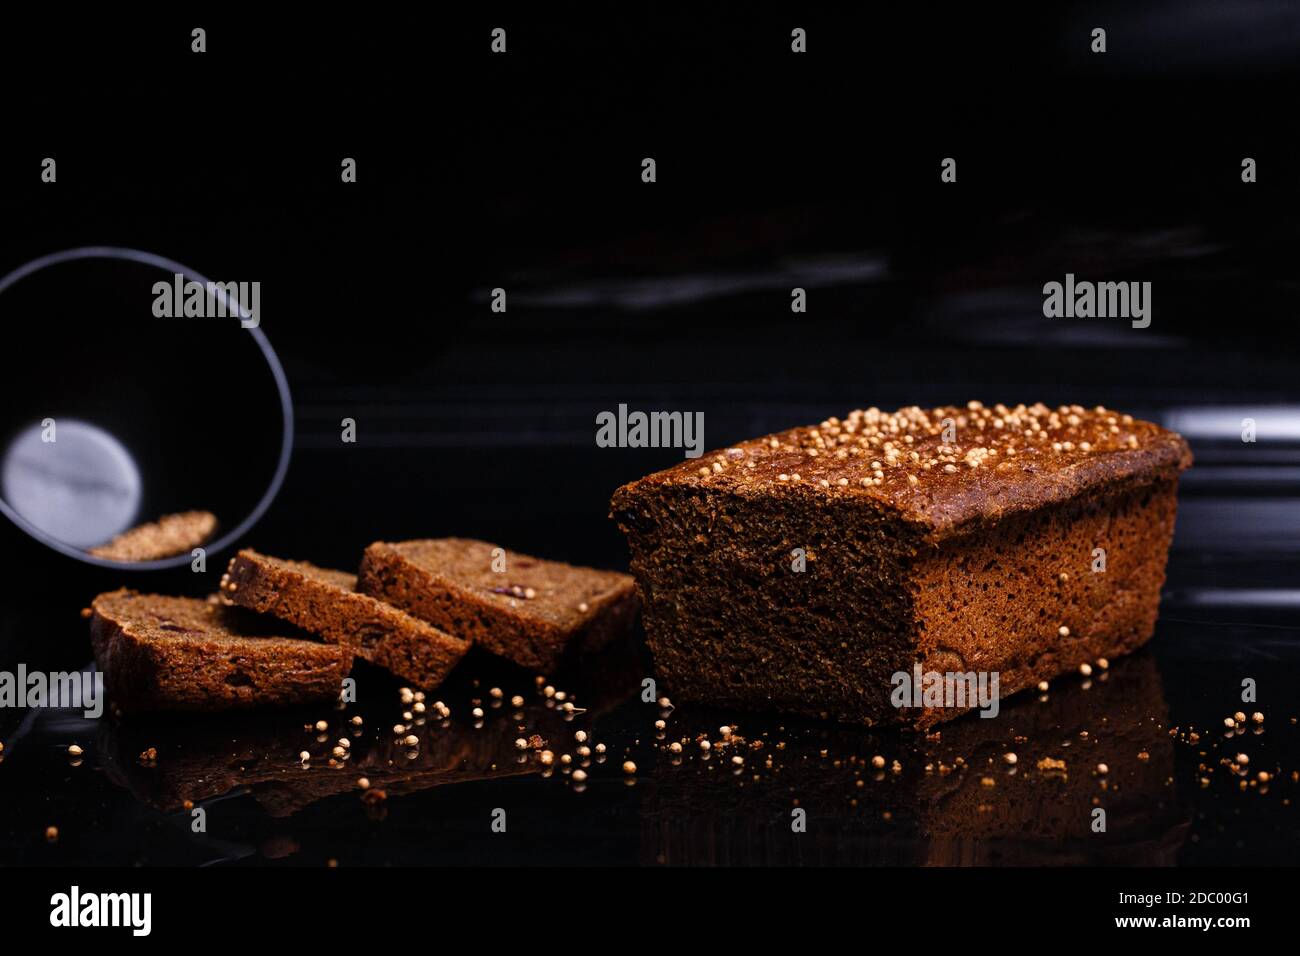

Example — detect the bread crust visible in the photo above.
[611,403,1191,727]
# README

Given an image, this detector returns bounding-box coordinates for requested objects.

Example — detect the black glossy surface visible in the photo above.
[1,8,1298,868]
[1,543,1298,867]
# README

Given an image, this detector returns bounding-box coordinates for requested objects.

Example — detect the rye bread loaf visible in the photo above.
[89,590,351,712]
[610,402,1192,728]
[220,550,470,690]
[357,538,639,671]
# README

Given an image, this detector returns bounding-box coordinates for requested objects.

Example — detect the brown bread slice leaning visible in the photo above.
[357,538,639,672]
[89,590,351,712]
[221,549,469,689]
[610,402,1193,729]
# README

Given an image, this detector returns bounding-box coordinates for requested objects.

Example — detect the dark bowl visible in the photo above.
[0,247,292,571]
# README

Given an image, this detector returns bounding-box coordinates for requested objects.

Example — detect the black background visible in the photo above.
[0,4,1299,884]
[3,6,1298,582]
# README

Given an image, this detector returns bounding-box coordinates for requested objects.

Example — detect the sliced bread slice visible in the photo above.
[357,538,639,672]
[89,589,351,712]
[221,549,470,690]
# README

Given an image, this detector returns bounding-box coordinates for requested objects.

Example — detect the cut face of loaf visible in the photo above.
[610,402,1192,728]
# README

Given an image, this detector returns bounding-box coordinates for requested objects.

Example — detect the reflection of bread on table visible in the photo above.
[641,651,1187,866]
[251,720,533,818]
[98,705,544,817]
[916,650,1187,864]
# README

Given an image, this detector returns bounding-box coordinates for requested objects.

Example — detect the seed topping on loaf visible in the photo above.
[617,402,1192,533]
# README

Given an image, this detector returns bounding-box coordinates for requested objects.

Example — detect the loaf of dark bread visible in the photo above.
[357,538,639,671]
[221,550,470,690]
[89,590,351,712]
[610,402,1192,728]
